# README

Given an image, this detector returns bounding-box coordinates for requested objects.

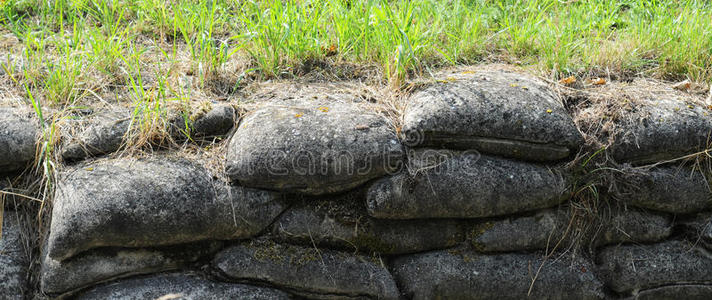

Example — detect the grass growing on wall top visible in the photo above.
[1,0,708,189]
[0,0,709,189]
[0,0,709,106]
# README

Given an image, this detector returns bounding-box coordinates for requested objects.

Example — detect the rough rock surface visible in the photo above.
[213,241,400,299]
[391,249,604,300]
[75,273,290,300]
[470,208,569,252]
[226,99,403,195]
[210,183,289,235]
[680,213,712,250]
[604,98,712,164]
[61,109,131,161]
[0,211,28,300]
[592,208,671,247]
[367,150,567,219]
[402,70,583,161]
[0,108,37,172]
[597,240,712,294]
[471,206,671,252]
[47,158,287,261]
[616,167,711,214]
[41,241,223,296]
[631,285,712,300]
[273,193,464,254]
[62,105,235,161]
[191,104,236,137]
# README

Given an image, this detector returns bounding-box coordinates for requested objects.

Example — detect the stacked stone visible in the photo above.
[3,69,712,299]
[0,108,37,299]
[37,88,407,299]
[39,158,291,298]
[218,90,405,299]
[218,75,607,299]
[578,81,712,299]
[376,70,603,299]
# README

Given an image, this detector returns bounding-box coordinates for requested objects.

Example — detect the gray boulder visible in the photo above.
[630,285,712,300]
[597,240,712,294]
[616,167,711,214]
[0,211,29,300]
[41,241,222,296]
[367,150,567,219]
[75,272,290,300]
[391,249,605,300]
[273,193,464,254]
[47,158,287,261]
[403,70,583,161]
[0,108,37,172]
[226,99,403,195]
[61,109,131,161]
[191,104,235,137]
[213,241,400,299]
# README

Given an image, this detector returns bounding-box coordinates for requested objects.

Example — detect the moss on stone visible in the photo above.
[251,240,286,263]
[468,222,494,252]
[353,234,396,254]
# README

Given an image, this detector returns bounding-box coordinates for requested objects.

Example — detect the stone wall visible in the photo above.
[2,68,712,299]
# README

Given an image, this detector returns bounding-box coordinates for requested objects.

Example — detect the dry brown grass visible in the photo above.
[568,78,709,160]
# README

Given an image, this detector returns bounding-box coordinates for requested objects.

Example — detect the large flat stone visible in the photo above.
[226,98,403,195]
[0,108,37,173]
[0,211,29,300]
[597,241,712,294]
[403,70,583,161]
[75,272,290,300]
[367,150,567,219]
[391,249,604,300]
[616,167,711,214]
[273,192,464,254]
[41,241,222,296]
[213,241,400,299]
[47,158,287,261]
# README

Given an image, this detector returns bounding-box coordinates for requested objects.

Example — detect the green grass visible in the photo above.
[0,0,710,106]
